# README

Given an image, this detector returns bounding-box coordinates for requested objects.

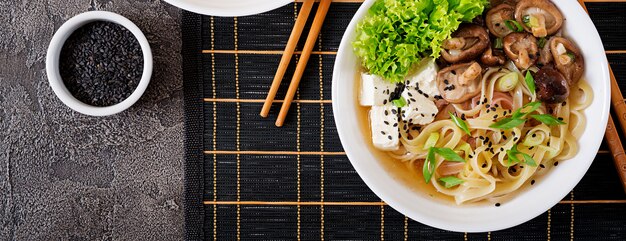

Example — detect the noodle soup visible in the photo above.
[352,0,591,205]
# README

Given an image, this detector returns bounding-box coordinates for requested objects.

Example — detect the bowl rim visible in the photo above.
[332,0,610,232]
[45,11,153,116]
[162,0,293,17]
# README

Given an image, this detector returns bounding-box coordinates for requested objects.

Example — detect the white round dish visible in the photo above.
[163,0,292,17]
[46,11,152,116]
[332,0,610,232]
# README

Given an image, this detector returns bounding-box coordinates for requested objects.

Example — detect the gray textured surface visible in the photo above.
[0,0,183,240]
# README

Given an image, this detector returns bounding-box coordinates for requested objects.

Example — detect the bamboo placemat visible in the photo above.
[183,1,626,240]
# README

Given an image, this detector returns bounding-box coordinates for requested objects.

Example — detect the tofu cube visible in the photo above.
[360,73,397,106]
[370,103,400,151]
[405,59,441,101]
[400,88,438,125]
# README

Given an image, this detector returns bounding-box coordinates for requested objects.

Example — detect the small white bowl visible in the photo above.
[46,11,152,116]
[332,0,610,232]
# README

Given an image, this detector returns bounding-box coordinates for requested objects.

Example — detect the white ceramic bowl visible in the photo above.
[332,0,610,232]
[46,11,152,116]
[163,0,292,17]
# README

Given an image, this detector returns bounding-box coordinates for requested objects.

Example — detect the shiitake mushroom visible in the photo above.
[550,37,584,85]
[535,65,570,104]
[503,32,539,70]
[515,0,564,37]
[437,62,483,103]
[440,24,490,64]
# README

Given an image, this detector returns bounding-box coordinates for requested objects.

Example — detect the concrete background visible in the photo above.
[0,0,183,240]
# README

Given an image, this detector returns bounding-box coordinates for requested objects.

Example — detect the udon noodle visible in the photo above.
[386,67,592,204]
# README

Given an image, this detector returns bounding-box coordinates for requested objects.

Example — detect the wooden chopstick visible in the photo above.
[275,0,332,127]
[578,0,626,192]
[605,115,626,193]
[608,65,626,138]
[260,0,315,118]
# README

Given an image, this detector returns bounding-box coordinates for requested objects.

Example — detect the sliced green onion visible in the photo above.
[504,20,523,32]
[424,132,440,150]
[538,37,547,48]
[455,142,473,159]
[449,112,471,135]
[566,52,576,61]
[433,147,465,163]
[494,38,503,49]
[439,176,465,188]
[522,153,538,167]
[522,131,543,146]
[496,72,519,92]
[423,148,436,183]
[525,71,536,95]
[392,97,407,107]
[530,114,566,126]
[489,117,526,130]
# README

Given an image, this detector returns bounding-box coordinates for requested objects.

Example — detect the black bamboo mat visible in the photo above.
[183,1,626,240]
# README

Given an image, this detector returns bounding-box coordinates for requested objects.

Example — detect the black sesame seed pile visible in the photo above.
[59,21,143,107]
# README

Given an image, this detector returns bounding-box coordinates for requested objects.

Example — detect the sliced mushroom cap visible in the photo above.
[550,37,584,85]
[503,32,539,70]
[486,3,515,38]
[515,0,564,37]
[440,24,490,64]
[535,65,570,104]
[437,62,483,104]
[481,47,507,66]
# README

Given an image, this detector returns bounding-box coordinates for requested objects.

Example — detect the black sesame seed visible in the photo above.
[432,113,435,117]
[500,147,504,151]
[490,107,497,111]
[495,23,500,26]
[532,133,536,137]
[493,115,498,119]
[469,154,474,158]
[383,99,388,105]
[495,104,499,108]
[486,104,491,108]
[381,131,386,135]
[392,109,397,114]
[519,165,524,168]
[423,94,429,98]
[531,180,535,185]
[421,113,425,117]
[558,117,563,121]
[540,164,546,168]
[450,85,456,90]
[412,126,419,131]
[408,92,413,97]
[384,121,390,125]
[394,123,399,127]
[461,114,466,120]
[451,70,456,75]
[547,141,551,146]
[482,163,487,168]
[476,101,480,105]
[562,101,567,106]
[514,137,519,142]
[554,161,559,166]
[479,136,485,140]
[495,203,501,207]
[444,79,449,85]
[385,110,389,116]
[60,21,143,106]
[484,97,488,103]
[486,109,490,113]
[503,136,507,140]
[411,98,417,102]
[388,135,392,140]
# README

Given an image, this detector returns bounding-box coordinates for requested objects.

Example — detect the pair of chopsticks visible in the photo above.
[577,0,626,193]
[260,0,332,127]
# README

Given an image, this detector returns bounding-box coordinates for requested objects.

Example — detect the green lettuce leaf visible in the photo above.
[353,0,489,83]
